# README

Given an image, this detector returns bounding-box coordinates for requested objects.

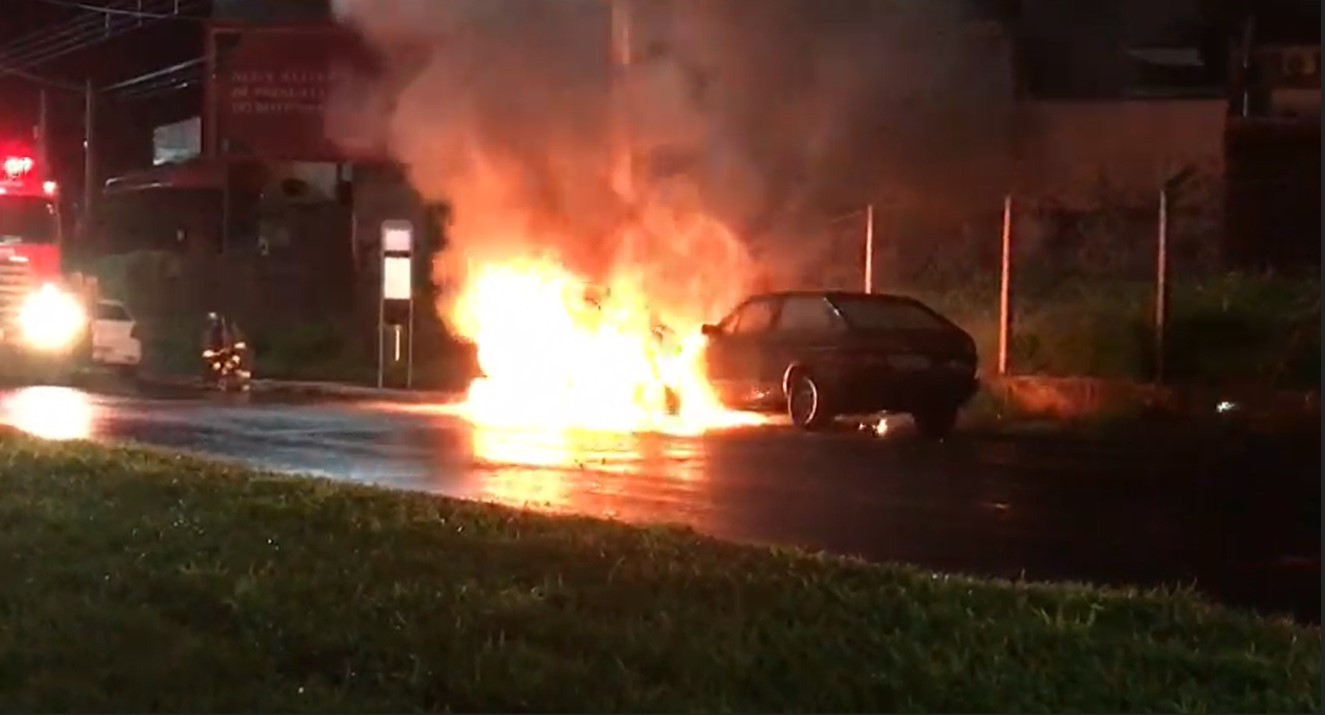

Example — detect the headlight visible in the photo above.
[18,284,86,351]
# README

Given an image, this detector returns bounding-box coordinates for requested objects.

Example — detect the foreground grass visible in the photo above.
[0,436,1317,713]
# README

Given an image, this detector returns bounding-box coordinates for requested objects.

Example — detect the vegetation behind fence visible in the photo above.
[812,177,1320,390]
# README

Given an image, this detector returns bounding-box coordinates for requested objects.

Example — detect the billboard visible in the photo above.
[205,23,379,162]
[153,117,202,166]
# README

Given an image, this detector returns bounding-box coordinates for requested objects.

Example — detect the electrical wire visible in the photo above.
[31,0,206,20]
[0,0,207,72]
[21,0,209,70]
[111,59,204,100]
[0,61,82,91]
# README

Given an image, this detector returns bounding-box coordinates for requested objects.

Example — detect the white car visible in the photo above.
[91,299,143,375]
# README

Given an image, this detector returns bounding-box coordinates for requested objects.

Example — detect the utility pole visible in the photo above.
[82,79,96,245]
[1155,187,1170,384]
[609,0,634,202]
[36,88,49,170]
[997,194,1014,376]
[863,203,875,293]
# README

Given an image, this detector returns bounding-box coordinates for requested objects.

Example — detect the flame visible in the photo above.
[449,253,765,436]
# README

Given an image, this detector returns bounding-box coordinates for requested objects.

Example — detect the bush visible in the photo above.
[907,273,1320,389]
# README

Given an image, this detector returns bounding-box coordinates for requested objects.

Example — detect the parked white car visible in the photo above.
[91,299,142,375]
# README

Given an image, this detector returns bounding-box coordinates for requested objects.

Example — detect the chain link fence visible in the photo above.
[800,171,1318,389]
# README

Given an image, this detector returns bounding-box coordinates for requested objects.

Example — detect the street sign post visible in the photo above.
[378,220,415,389]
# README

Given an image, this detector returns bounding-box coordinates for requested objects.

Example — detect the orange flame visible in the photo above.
[438,179,771,437]
[449,253,765,435]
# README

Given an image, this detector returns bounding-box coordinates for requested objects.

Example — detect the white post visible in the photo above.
[864,203,875,293]
[380,220,414,389]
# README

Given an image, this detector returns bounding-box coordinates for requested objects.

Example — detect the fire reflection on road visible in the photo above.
[464,422,711,514]
[468,426,575,508]
[1,386,95,441]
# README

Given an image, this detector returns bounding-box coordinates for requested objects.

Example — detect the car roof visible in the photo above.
[745,290,922,303]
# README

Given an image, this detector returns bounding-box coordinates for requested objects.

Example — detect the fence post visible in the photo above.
[864,203,875,293]
[997,194,1013,376]
[1155,187,1170,384]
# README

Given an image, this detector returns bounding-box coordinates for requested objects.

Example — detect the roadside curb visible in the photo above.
[138,374,462,404]
[250,379,462,404]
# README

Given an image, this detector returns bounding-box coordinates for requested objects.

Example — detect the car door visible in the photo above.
[704,297,781,405]
[766,295,848,385]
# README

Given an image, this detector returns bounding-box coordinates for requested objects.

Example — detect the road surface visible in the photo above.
[1,382,1318,623]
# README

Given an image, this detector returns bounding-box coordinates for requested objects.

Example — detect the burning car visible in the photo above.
[698,290,979,437]
[583,285,683,416]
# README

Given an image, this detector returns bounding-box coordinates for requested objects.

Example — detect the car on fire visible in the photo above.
[583,284,684,415]
[699,290,979,438]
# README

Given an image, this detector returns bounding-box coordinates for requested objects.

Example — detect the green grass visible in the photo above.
[0,435,1317,712]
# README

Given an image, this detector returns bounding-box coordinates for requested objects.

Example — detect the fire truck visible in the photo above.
[0,148,92,382]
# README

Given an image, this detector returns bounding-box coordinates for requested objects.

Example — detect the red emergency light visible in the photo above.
[3,156,35,179]
[0,154,55,196]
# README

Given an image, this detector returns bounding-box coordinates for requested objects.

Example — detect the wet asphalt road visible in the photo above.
[1,382,1318,623]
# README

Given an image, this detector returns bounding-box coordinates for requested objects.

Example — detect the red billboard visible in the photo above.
[205,23,380,162]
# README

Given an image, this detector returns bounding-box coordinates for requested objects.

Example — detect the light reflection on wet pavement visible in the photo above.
[1,384,1318,623]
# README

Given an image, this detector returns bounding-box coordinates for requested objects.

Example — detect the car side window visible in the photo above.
[775,296,842,334]
[729,298,778,335]
[95,303,130,321]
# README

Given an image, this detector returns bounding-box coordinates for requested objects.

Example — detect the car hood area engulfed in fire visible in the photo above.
[447,254,768,436]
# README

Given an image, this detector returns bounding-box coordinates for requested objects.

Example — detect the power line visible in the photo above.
[0,62,82,91]
[103,57,203,93]
[0,0,207,72]
[106,57,204,100]
[31,0,205,20]
[2,0,176,60]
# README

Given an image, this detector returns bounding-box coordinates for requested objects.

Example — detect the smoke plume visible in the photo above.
[329,0,1010,322]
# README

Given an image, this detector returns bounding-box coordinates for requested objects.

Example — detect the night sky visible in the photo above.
[0,0,208,192]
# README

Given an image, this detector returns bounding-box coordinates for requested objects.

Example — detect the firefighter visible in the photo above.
[203,312,227,355]
[201,312,251,389]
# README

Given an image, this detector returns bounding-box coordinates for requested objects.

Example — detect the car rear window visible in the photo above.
[95,303,130,321]
[830,296,950,332]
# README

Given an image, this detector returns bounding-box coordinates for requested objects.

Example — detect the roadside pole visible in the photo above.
[379,220,415,389]
[864,203,875,293]
[36,88,49,170]
[82,80,96,245]
[1154,187,1170,385]
[997,194,1014,376]
[609,0,635,202]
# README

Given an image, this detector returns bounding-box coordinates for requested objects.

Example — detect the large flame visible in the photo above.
[442,184,769,436]
[449,253,765,436]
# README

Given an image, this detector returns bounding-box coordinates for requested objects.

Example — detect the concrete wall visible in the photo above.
[1014,98,1227,206]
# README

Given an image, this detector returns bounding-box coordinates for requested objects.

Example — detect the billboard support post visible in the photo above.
[997,194,1014,376]
[379,220,414,389]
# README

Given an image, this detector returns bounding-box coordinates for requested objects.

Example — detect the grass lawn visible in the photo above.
[0,434,1318,713]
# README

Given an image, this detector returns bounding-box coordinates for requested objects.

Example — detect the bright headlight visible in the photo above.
[18,284,86,351]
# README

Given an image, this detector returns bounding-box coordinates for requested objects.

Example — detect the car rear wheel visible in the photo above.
[787,371,833,430]
[913,407,958,441]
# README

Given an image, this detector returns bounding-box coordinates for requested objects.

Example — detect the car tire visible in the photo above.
[913,407,959,441]
[786,370,833,431]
